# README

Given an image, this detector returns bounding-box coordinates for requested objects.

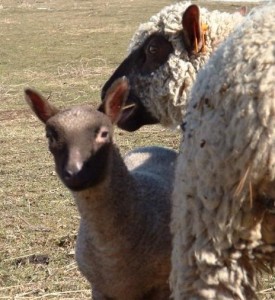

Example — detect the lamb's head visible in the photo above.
[100,2,244,131]
[25,78,129,191]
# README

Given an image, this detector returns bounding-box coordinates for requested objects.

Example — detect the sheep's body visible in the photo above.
[171,4,275,299]
[101,1,244,130]
[124,145,176,174]
[25,79,177,300]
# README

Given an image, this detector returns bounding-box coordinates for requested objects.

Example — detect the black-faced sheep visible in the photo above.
[171,4,275,299]
[25,78,177,300]
[100,1,245,131]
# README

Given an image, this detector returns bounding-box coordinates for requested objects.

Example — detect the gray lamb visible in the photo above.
[25,78,177,300]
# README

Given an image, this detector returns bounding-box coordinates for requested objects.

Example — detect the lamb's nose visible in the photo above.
[62,166,83,191]
[62,149,84,189]
[63,168,78,180]
[63,158,83,179]
[65,149,83,178]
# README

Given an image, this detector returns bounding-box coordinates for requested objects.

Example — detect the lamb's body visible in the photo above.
[101,1,245,130]
[171,4,275,299]
[75,145,176,299]
[25,79,177,300]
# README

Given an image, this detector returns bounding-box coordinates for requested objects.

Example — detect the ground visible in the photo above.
[0,0,274,299]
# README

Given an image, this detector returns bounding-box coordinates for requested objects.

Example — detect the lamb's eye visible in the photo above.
[46,129,58,144]
[46,133,55,143]
[95,128,110,144]
[100,130,109,138]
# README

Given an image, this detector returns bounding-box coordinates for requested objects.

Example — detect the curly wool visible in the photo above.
[128,1,244,127]
[171,4,275,299]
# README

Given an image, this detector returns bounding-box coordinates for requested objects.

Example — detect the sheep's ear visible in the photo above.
[25,89,59,123]
[182,4,207,54]
[102,77,129,124]
[238,6,247,16]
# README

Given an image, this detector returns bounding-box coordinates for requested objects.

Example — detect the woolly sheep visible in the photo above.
[25,78,177,300]
[100,1,245,131]
[171,4,275,299]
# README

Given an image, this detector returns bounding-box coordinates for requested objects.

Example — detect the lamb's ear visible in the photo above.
[182,4,206,54]
[25,89,59,123]
[102,77,129,124]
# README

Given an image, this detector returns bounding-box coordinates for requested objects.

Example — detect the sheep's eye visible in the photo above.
[148,45,158,55]
[262,196,275,213]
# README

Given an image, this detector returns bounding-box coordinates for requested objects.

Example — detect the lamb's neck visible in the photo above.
[72,145,136,241]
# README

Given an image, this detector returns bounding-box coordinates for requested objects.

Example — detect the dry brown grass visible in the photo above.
[0,1,180,298]
[0,0,273,299]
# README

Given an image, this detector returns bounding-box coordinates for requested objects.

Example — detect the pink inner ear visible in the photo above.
[239,6,247,16]
[105,78,129,124]
[182,5,201,53]
[25,89,54,123]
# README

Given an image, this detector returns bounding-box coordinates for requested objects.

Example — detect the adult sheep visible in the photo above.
[171,4,275,300]
[100,1,245,131]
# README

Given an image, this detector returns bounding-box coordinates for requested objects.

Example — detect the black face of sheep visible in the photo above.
[99,86,159,132]
[99,33,174,131]
[100,4,207,131]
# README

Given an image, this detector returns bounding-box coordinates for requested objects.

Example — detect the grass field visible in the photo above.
[0,0,274,299]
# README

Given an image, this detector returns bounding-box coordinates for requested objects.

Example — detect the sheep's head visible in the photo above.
[25,78,129,191]
[100,3,211,131]
[100,3,245,131]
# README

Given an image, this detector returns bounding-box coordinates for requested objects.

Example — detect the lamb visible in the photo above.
[24,77,177,300]
[171,4,275,299]
[100,1,245,131]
